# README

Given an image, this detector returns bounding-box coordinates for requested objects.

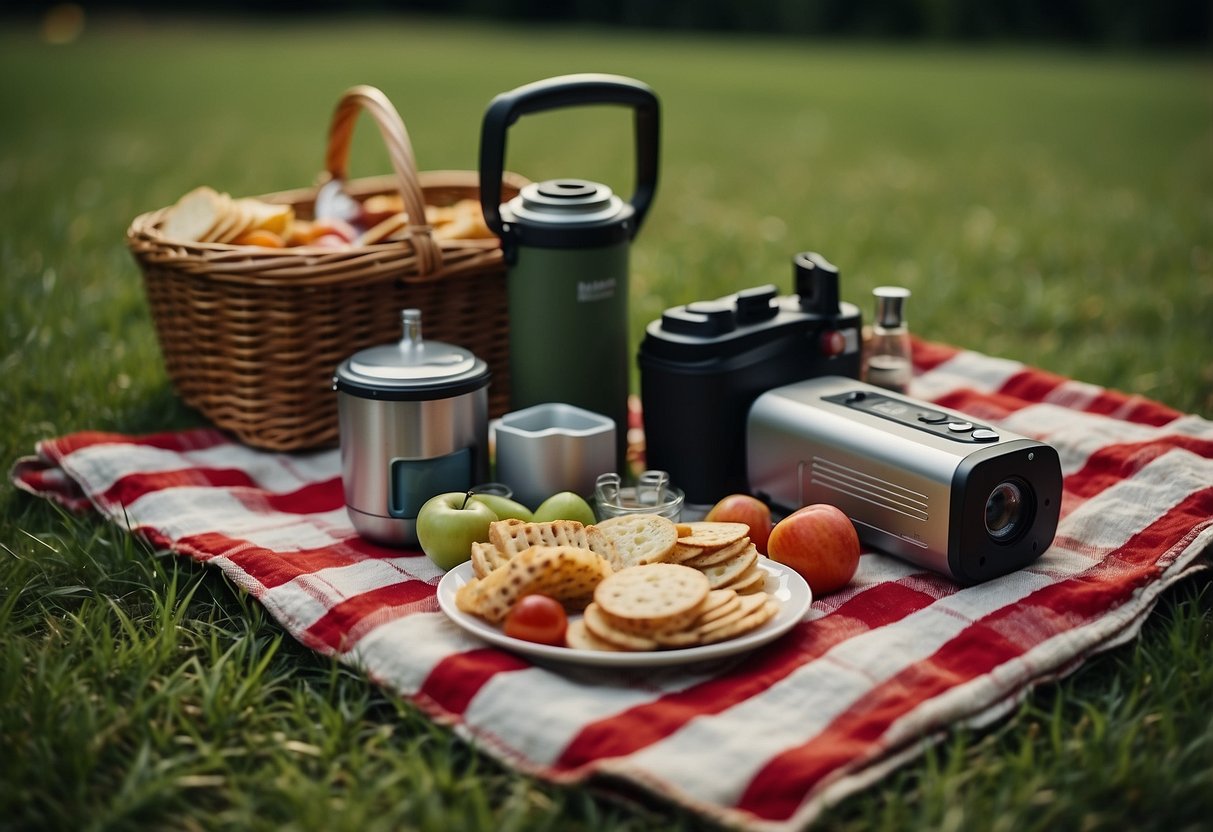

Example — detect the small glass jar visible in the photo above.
[594,470,685,521]
[865,286,912,394]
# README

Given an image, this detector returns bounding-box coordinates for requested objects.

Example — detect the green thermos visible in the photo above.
[479,74,660,468]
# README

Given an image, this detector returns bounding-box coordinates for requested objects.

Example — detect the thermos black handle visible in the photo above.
[479,73,660,240]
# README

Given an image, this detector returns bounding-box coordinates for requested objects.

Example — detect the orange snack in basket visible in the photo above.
[232,229,286,248]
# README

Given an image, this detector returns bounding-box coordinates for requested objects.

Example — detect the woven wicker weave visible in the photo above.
[128,86,523,452]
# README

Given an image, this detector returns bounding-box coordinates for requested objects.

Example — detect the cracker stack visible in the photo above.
[668,522,767,595]
[573,562,779,651]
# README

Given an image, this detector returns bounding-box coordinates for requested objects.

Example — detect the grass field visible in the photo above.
[2,14,1211,831]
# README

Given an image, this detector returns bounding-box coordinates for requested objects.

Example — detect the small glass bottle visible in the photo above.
[865,286,912,393]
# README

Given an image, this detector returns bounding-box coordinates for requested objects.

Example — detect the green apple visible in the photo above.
[533,491,597,526]
[467,493,533,522]
[415,491,497,570]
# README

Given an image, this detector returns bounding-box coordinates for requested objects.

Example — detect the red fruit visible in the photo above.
[767,503,861,595]
[705,493,772,554]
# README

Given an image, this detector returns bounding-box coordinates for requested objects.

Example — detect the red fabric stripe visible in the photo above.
[304,580,437,652]
[248,478,345,515]
[737,486,1213,820]
[98,468,258,509]
[1066,435,1213,500]
[929,388,1035,422]
[420,649,532,715]
[910,338,961,373]
[997,368,1066,406]
[10,458,91,510]
[41,428,229,461]
[997,368,1180,427]
[173,532,424,589]
[1121,396,1183,427]
[553,575,958,772]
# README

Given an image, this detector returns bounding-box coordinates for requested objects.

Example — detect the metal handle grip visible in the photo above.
[478,73,660,240]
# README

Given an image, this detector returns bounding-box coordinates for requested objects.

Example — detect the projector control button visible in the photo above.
[947,421,974,433]
[971,429,1000,442]
[917,410,949,424]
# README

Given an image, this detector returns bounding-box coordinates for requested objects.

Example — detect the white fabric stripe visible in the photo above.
[347,612,482,696]
[1042,378,1104,411]
[124,487,349,546]
[463,663,723,765]
[1053,449,1213,552]
[910,350,1024,402]
[58,442,338,498]
[595,448,1205,805]
[999,402,1171,474]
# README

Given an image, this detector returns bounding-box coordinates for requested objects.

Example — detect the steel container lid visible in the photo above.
[333,309,490,401]
[500,178,635,248]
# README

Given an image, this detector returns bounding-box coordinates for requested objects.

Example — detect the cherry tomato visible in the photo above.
[503,594,568,646]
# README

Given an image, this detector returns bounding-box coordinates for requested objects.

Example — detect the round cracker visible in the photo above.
[725,565,768,595]
[582,603,657,651]
[698,547,759,589]
[677,521,750,550]
[595,514,679,567]
[681,536,752,568]
[565,618,623,652]
[698,599,780,645]
[594,563,709,633]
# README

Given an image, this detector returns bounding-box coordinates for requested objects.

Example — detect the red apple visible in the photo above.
[767,503,860,595]
[705,493,772,554]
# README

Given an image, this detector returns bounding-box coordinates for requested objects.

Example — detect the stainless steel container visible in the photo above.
[334,309,490,547]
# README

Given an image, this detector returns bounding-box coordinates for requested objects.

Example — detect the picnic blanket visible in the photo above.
[12,339,1213,830]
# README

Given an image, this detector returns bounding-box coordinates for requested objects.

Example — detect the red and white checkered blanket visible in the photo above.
[12,340,1213,830]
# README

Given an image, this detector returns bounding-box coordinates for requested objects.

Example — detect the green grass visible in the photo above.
[2,14,1211,831]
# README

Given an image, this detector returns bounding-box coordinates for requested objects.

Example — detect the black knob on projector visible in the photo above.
[795,251,841,316]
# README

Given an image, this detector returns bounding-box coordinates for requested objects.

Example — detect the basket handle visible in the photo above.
[324,85,441,275]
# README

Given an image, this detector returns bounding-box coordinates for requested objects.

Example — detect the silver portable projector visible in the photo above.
[747,376,1063,583]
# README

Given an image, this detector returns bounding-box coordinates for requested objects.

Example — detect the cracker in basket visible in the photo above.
[431,199,494,240]
[204,194,247,243]
[239,197,294,236]
[161,186,226,242]
[357,211,409,245]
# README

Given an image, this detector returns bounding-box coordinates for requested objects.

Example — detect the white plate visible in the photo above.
[435,557,812,668]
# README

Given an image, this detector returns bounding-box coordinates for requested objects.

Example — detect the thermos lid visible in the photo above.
[333,309,490,401]
[500,178,635,248]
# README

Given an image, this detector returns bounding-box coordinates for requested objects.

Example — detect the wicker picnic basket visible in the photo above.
[127,85,524,452]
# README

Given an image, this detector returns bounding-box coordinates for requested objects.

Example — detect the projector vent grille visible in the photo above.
[805,456,929,523]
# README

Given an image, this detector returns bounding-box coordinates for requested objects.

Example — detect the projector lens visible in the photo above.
[985,480,1027,542]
